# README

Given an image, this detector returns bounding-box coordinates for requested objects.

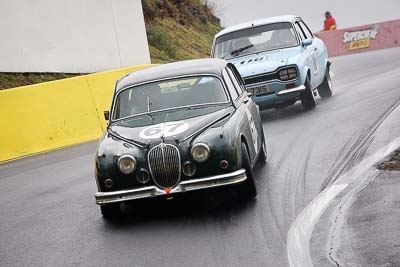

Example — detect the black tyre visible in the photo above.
[318,66,333,98]
[300,76,316,110]
[238,143,257,199]
[100,203,122,220]
[258,128,267,164]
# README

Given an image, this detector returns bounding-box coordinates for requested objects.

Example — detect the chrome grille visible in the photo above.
[244,73,277,85]
[148,143,181,189]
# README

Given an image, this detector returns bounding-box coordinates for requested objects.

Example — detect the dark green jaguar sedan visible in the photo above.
[95,58,267,219]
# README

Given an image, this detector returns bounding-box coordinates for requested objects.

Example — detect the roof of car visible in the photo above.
[214,15,299,39]
[116,58,228,91]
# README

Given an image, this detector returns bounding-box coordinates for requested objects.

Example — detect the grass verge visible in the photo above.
[377,150,400,171]
[0,73,80,90]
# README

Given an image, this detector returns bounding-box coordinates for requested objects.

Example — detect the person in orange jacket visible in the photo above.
[323,11,337,31]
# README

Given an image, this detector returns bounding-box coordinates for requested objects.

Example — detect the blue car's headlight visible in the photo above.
[279,67,297,81]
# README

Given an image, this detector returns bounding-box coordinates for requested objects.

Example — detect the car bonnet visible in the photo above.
[228,46,302,78]
[108,106,233,145]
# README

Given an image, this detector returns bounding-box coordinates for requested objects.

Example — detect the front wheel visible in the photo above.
[258,127,267,164]
[238,143,257,199]
[300,76,316,110]
[318,66,333,98]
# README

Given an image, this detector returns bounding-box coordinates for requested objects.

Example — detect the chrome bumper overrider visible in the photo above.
[276,85,306,96]
[95,169,247,205]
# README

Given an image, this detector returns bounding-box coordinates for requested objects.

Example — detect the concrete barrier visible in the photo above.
[315,19,400,57]
[0,65,152,163]
[0,0,150,73]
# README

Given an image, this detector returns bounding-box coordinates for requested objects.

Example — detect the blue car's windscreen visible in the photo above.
[112,76,229,121]
[213,22,298,59]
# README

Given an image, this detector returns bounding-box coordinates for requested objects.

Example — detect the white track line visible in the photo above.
[287,136,400,267]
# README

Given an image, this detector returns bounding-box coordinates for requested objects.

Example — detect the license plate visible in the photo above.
[246,84,269,95]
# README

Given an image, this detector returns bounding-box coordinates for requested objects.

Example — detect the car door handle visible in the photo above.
[314,47,317,51]
[243,97,250,103]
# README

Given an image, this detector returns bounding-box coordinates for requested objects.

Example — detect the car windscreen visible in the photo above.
[112,75,229,120]
[213,22,298,59]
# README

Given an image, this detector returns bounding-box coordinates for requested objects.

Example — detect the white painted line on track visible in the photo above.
[287,136,400,267]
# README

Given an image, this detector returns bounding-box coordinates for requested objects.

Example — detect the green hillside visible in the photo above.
[143,0,222,63]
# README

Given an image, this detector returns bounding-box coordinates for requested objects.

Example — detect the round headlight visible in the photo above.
[191,143,210,163]
[117,155,137,174]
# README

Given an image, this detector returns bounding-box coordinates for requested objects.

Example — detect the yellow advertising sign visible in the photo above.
[349,38,371,50]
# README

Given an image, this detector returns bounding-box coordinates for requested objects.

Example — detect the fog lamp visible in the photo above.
[137,169,150,184]
[182,161,196,177]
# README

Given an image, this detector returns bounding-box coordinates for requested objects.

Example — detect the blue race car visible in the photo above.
[211,15,332,110]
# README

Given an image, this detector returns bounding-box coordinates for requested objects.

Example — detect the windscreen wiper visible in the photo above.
[144,89,154,124]
[107,128,148,148]
[222,44,254,59]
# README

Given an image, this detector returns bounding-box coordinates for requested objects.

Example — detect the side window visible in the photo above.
[227,67,244,96]
[294,22,306,41]
[223,70,239,100]
[300,21,313,39]
[232,66,246,93]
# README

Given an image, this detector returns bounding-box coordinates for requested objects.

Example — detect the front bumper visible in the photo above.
[95,169,247,205]
[251,83,305,109]
[276,85,305,95]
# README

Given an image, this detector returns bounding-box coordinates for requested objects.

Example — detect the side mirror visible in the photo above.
[302,38,313,47]
[104,111,110,121]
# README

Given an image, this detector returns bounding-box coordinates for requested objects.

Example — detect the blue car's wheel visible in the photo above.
[300,76,316,109]
[318,66,333,98]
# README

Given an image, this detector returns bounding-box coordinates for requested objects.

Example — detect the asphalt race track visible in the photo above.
[1,47,400,266]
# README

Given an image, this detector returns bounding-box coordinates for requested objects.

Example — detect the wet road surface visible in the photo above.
[328,171,400,266]
[1,47,400,266]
